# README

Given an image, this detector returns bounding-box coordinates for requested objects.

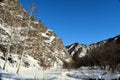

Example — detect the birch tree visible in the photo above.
[16,20,27,74]
[16,2,37,74]
[3,22,13,70]
[2,9,14,70]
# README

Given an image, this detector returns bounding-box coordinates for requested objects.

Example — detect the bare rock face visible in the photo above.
[0,0,71,68]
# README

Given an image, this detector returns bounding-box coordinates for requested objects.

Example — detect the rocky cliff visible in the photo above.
[0,0,71,68]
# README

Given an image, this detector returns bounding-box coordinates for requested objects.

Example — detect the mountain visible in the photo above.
[66,43,88,59]
[66,35,120,70]
[0,0,71,69]
[0,0,119,79]
[66,35,120,58]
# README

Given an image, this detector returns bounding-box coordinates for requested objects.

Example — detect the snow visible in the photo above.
[0,24,11,35]
[71,51,75,57]
[79,52,86,57]
[68,44,75,50]
[67,44,87,57]
[0,24,29,43]
[44,36,55,43]
[33,21,39,24]
[0,2,5,6]
[16,15,23,19]
[115,37,118,40]
[0,52,119,80]
[41,33,49,38]
[41,29,53,38]
[79,48,87,57]
[41,29,55,43]
[0,53,42,79]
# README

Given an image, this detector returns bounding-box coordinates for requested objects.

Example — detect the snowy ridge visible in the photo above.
[66,35,120,58]
[66,43,88,57]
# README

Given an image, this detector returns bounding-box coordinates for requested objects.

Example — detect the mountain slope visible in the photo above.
[66,35,120,70]
[0,0,71,68]
[66,43,88,58]
[66,35,120,58]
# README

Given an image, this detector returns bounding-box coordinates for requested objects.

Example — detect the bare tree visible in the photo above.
[3,24,13,70]
[16,22,27,74]
[16,44,24,74]
[16,2,37,74]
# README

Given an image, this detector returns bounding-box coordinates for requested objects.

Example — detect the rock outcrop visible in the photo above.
[0,0,71,68]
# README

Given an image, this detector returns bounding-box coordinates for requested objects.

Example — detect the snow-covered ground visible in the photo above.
[0,40,119,79]
[0,67,120,80]
[0,52,119,80]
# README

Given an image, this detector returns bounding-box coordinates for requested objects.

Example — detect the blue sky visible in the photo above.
[19,0,120,45]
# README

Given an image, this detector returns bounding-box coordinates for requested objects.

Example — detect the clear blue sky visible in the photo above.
[19,0,120,45]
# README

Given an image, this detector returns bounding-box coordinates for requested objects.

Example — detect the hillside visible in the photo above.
[66,35,120,72]
[0,0,71,69]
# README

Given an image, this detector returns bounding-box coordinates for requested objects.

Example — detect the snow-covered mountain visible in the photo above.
[0,0,71,69]
[66,35,120,58]
[66,35,120,70]
[66,43,88,58]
